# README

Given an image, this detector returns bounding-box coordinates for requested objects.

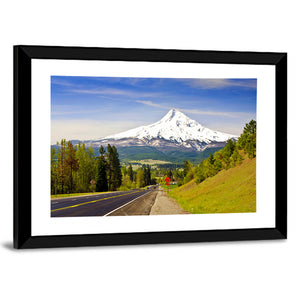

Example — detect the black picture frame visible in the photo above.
[13,45,287,249]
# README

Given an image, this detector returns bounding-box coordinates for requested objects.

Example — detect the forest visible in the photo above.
[51,120,256,195]
[175,120,256,186]
[51,141,157,195]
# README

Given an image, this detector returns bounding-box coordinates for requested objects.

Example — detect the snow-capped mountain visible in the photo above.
[88,109,237,152]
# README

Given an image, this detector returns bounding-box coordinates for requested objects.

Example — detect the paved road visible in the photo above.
[51,189,156,217]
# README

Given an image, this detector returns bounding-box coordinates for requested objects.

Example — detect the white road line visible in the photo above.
[104,191,152,216]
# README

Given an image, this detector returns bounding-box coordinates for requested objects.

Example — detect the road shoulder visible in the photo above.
[108,190,158,216]
[150,187,190,215]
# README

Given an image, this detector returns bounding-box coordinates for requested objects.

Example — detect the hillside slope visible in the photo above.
[169,157,256,214]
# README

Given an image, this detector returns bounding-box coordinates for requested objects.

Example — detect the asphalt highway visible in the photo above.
[51,189,155,217]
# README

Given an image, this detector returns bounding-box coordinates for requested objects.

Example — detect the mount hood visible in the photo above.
[87,109,237,152]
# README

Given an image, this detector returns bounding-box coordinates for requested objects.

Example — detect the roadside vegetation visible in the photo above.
[169,155,256,213]
[168,120,257,213]
[51,142,123,194]
[51,142,157,195]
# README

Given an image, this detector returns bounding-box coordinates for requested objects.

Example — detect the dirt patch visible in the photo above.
[150,187,189,215]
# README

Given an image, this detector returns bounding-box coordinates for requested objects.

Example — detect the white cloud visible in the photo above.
[182,79,257,89]
[51,78,76,87]
[136,100,168,109]
[181,108,255,119]
[69,88,163,98]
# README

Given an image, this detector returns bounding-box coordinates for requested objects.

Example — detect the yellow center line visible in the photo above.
[51,190,143,213]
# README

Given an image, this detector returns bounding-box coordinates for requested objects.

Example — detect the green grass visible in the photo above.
[126,159,173,170]
[169,157,256,214]
[127,159,173,165]
[51,191,108,199]
[161,184,179,191]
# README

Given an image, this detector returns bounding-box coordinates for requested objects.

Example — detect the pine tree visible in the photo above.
[237,120,256,158]
[208,153,215,165]
[213,158,223,172]
[223,139,236,168]
[195,161,206,183]
[146,165,151,185]
[128,164,134,182]
[96,146,108,192]
[231,149,243,167]
[106,144,122,191]
[166,168,172,180]
[183,160,192,177]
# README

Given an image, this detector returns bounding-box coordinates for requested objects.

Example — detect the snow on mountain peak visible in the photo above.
[103,109,237,147]
[159,109,201,128]
[161,108,183,121]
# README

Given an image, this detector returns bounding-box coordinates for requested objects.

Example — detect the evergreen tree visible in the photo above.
[195,161,206,183]
[224,139,235,156]
[244,120,256,135]
[96,145,108,192]
[128,164,134,182]
[208,153,215,165]
[147,165,151,185]
[213,157,223,172]
[143,166,148,186]
[237,120,256,158]
[223,139,236,168]
[166,168,173,180]
[183,160,192,177]
[231,149,243,167]
[106,144,122,191]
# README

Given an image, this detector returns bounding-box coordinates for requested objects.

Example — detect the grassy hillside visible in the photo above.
[169,156,256,214]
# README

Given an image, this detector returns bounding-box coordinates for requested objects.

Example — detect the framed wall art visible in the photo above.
[14,45,287,248]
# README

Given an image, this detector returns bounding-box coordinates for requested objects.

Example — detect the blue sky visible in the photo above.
[51,76,257,144]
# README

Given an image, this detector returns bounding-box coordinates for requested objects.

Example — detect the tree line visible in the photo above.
[169,120,257,186]
[51,141,156,195]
